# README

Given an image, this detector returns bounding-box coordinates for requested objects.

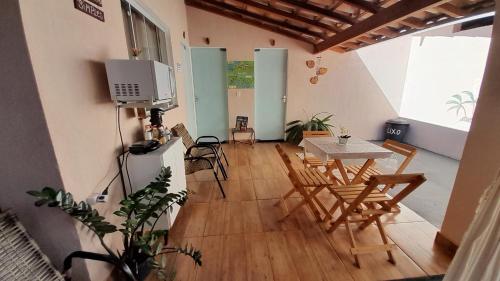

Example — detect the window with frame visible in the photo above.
[121,0,178,108]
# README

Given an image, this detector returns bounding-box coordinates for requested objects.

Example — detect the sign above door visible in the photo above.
[74,0,105,22]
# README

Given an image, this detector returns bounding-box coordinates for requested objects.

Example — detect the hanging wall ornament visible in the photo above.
[317,67,328,75]
[306,60,315,68]
[308,56,329,84]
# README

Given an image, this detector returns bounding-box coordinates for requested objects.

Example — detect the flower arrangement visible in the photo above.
[338,127,351,145]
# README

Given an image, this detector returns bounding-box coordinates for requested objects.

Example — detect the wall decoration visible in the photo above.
[227,61,254,89]
[307,56,328,85]
[87,0,102,7]
[446,90,477,123]
[235,116,249,131]
[306,60,315,68]
[74,0,105,22]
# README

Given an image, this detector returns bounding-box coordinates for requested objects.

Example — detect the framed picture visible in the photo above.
[235,116,248,131]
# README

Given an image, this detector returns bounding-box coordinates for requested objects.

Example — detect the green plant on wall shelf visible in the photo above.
[446,91,477,123]
[27,167,201,281]
[285,112,335,145]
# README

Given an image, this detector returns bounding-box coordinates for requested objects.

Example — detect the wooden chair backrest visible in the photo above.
[275,144,293,171]
[172,123,196,149]
[303,130,331,138]
[382,139,417,174]
[275,144,299,180]
[364,174,426,209]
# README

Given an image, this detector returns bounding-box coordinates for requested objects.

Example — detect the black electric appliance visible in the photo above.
[129,140,160,155]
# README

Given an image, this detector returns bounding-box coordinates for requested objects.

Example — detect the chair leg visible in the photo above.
[301,186,324,221]
[358,215,376,230]
[345,218,361,268]
[279,186,322,222]
[220,147,229,166]
[374,216,395,264]
[312,196,332,221]
[327,210,348,233]
[324,201,340,222]
[215,156,228,180]
[338,203,361,268]
[213,171,226,198]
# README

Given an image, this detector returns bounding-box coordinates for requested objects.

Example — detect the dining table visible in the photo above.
[303,137,393,185]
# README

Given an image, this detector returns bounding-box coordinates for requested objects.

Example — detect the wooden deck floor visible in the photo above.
[154,142,451,281]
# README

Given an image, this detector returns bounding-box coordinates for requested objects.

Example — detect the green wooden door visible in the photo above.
[191,48,228,141]
[255,48,288,140]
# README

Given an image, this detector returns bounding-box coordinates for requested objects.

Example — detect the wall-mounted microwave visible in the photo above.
[105,60,175,106]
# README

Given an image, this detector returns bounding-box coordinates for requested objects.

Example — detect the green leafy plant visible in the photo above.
[285,112,334,144]
[27,167,200,281]
[446,91,477,122]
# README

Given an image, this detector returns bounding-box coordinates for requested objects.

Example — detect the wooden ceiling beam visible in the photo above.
[341,41,361,49]
[357,35,377,44]
[331,46,347,53]
[189,0,327,40]
[232,0,342,33]
[185,0,316,44]
[402,17,426,29]
[276,0,356,25]
[435,3,466,17]
[341,0,380,14]
[314,0,451,53]
[373,27,399,37]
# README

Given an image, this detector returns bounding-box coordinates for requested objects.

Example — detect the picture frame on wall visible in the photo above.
[235,116,248,131]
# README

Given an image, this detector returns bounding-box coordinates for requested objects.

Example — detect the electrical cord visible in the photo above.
[124,151,132,195]
[101,171,120,195]
[101,107,132,197]
[117,106,126,155]
[117,107,133,195]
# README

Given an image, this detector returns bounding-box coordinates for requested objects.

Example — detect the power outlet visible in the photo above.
[86,193,109,205]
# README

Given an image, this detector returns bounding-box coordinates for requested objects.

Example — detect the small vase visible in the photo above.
[338,137,349,145]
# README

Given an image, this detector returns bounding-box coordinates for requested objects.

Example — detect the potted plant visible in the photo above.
[285,112,335,145]
[27,167,201,281]
[338,127,351,145]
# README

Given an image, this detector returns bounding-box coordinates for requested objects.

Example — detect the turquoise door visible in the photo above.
[254,49,288,140]
[182,44,197,139]
[191,48,228,141]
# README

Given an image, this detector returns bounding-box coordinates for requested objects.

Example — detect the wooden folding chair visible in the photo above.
[346,140,417,191]
[302,131,338,176]
[275,144,335,222]
[327,174,426,267]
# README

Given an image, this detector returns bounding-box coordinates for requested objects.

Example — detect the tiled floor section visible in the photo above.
[150,143,452,281]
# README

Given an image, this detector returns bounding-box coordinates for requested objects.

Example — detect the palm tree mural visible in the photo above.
[446,91,477,123]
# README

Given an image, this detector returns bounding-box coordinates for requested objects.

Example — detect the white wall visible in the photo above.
[400,35,490,132]
[356,24,492,159]
[357,36,413,113]
[405,119,468,160]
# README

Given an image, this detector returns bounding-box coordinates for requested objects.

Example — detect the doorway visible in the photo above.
[254,48,288,141]
[190,48,229,141]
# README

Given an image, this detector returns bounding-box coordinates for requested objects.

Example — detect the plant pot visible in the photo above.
[338,137,349,145]
[117,258,152,281]
[136,260,152,281]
